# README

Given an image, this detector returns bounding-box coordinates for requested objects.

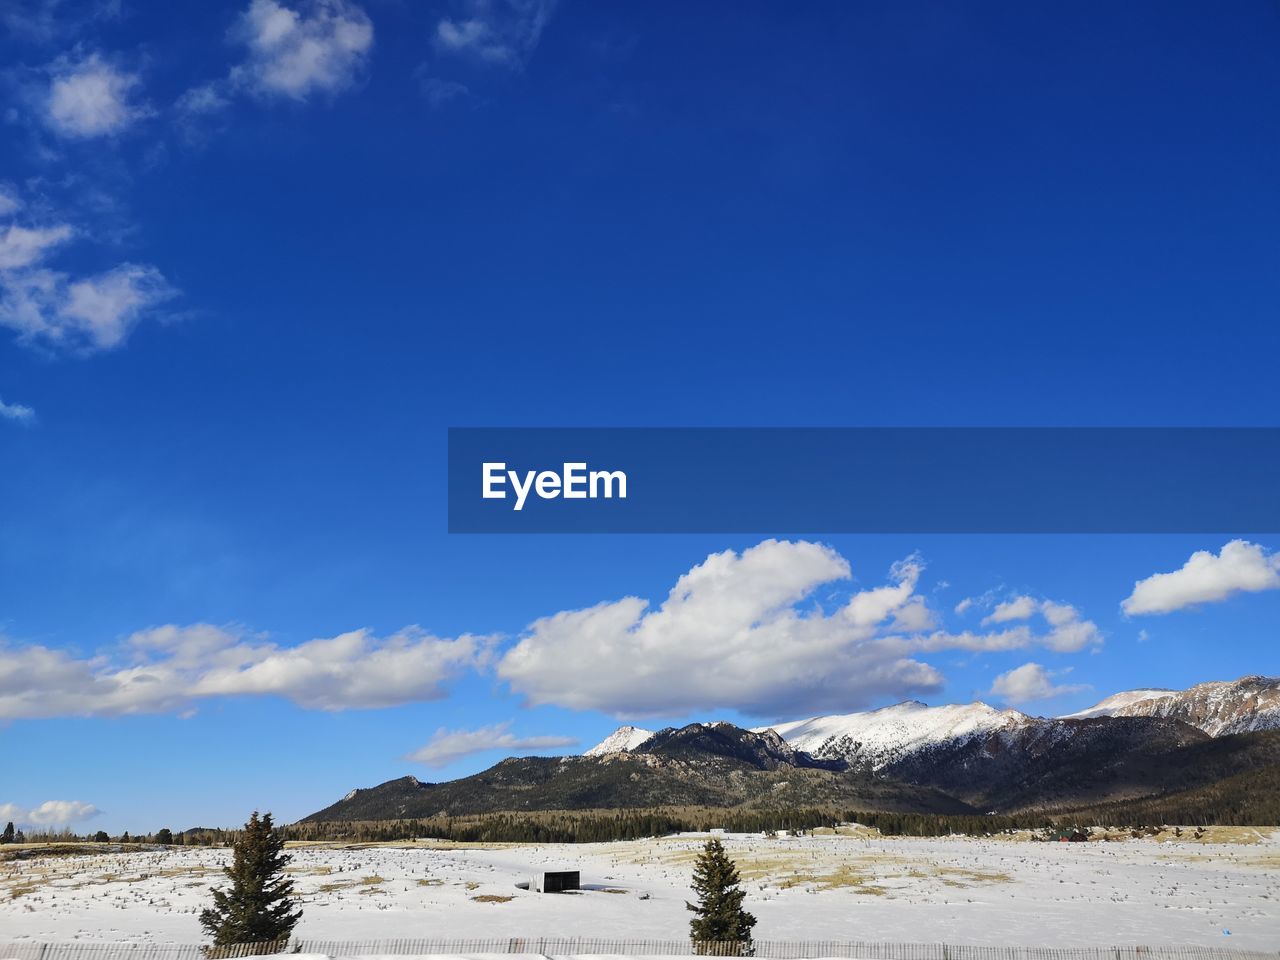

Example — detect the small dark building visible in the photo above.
[531,869,581,893]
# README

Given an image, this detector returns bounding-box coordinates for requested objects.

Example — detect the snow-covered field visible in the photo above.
[2,832,1277,950]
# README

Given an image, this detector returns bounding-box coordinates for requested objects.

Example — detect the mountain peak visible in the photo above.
[584,724,654,756]
[638,721,812,770]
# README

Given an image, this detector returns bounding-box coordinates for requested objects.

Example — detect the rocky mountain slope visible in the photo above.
[303,723,971,822]
[1061,676,1280,735]
[306,675,1280,823]
[305,721,1280,823]
[759,700,1039,770]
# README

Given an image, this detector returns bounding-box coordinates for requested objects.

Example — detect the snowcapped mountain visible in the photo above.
[584,725,654,756]
[1062,689,1174,718]
[757,700,1043,769]
[582,676,1279,771]
[311,677,1280,821]
[1062,676,1280,736]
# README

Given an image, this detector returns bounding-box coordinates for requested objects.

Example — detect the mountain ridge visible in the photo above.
[581,675,1280,765]
[305,675,1280,824]
[1060,676,1280,735]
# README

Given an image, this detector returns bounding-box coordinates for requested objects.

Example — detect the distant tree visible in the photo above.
[13,830,25,843]
[200,812,302,946]
[156,828,174,845]
[687,838,756,954]
[120,831,131,843]
[93,831,110,843]
[1,822,14,844]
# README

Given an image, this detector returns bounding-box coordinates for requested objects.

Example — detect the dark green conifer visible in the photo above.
[200,811,302,946]
[1,822,14,844]
[687,838,756,953]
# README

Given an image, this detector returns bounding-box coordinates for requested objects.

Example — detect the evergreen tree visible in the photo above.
[1,822,14,844]
[156,828,174,845]
[93,831,110,843]
[687,838,756,954]
[200,812,302,946]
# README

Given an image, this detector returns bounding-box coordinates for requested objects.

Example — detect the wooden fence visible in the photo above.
[2,941,1277,960]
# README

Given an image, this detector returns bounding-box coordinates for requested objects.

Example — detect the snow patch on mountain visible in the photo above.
[1061,689,1175,719]
[1062,676,1280,736]
[585,725,655,756]
[582,676,1278,769]
[758,700,1039,769]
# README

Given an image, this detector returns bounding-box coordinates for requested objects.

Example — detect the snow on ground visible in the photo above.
[1,832,1277,950]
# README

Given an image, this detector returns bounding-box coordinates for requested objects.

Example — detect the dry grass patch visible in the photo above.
[470,894,514,903]
[316,881,357,893]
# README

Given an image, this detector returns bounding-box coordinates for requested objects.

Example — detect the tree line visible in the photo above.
[285,807,848,844]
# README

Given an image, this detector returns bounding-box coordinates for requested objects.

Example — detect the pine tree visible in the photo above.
[200,812,302,947]
[687,838,756,954]
[156,828,174,845]
[1,822,14,844]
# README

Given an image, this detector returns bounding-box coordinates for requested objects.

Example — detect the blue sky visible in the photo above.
[1,0,1278,834]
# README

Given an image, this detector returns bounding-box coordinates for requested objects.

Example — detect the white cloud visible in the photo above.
[915,627,1033,654]
[60,263,175,350]
[0,546,1108,723]
[29,800,101,825]
[498,541,946,718]
[44,53,149,138]
[406,722,576,767]
[0,224,73,270]
[434,0,556,68]
[229,0,374,101]
[0,191,22,217]
[982,594,1039,624]
[1121,540,1280,616]
[498,542,1105,718]
[0,624,491,719]
[175,82,232,117]
[953,597,973,615]
[189,627,489,710]
[0,396,36,424]
[0,800,101,828]
[918,597,1101,655]
[0,198,175,355]
[1,262,175,354]
[989,662,1087,705]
